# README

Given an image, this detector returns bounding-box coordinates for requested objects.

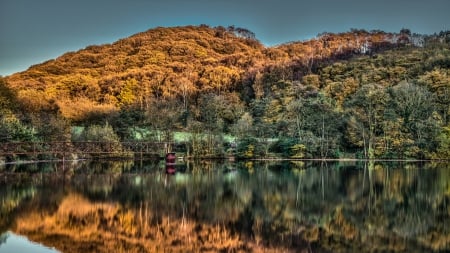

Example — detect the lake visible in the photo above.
[0,160,449,252]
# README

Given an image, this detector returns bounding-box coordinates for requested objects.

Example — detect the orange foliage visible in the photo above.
[4,26,405,122]
[57,98,118,122]
[13,193,289,253]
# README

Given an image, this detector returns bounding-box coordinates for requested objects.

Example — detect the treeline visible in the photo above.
[1,26,449,159]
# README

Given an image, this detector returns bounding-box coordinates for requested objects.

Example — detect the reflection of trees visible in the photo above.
[2,161,449,252]
[0,178,38,233]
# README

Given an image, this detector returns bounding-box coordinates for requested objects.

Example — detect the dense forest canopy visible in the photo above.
[1,25,449,159]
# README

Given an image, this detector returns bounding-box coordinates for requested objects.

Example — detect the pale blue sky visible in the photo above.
[1,0,449,76]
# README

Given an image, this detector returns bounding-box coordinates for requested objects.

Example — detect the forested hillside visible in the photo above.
[1,25,449,159]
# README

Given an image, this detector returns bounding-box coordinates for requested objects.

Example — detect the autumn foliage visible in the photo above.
[1,26,449,159]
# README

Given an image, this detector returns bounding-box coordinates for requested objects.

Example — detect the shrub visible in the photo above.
[236,136,264,158]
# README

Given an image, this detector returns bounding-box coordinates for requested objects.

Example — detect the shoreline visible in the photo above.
[1,156,448,166]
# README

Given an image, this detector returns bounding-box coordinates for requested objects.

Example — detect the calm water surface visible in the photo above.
[0,160,449,252]
[0,231,60,253]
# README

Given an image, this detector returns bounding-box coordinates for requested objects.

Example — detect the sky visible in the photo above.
[1,0,449,76]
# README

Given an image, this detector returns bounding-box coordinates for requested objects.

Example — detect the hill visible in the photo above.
[1,25,449,159]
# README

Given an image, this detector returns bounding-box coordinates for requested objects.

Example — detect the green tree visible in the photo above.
[387,81,440,158]
[111,106,147,141]
[232,112,253,139]
[33,113,71,142]
[345,84,388,159]
[73,123,122,153]
[197,94,230,156]
[286,93,342,158]
[236,136,264,158]
[0,113,38,142]
[418,68,450,124]
[435,125,450,159]
[0,78,38,142]
[146,98,182,145]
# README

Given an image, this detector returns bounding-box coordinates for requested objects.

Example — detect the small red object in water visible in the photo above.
[165,152,176,163]
[166,165,176,174]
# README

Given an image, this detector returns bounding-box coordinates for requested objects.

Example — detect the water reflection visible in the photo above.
[0,160,449,252]
[0,231,60,253]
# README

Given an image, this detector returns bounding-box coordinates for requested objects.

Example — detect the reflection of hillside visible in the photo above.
[14,193,289,252]
[2,161,450,252]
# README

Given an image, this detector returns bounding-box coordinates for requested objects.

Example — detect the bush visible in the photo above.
[269,138,297,158]
[236,136,264,158]
[0,113,38,142]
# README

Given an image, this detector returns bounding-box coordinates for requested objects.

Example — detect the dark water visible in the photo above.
[0,160,449,252]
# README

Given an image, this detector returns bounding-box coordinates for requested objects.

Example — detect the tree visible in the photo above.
[286,93,342,158]
[118,78,138,106]
[232,112,253,139]
[418,68,450,124]
[73,123,122,153]
[435,125,450,159]
[345,84,388,159]
[0,78,38,142]
[252,71,264,99]
[196,94,236,156]
[146,98,182,145]
[178,76,195,111]
[198,66,241,95]
[387,81,439,158]
[0,113,37,142]
[32,113,71,142]
[111,106,147,141]
[0,77,18,113]
[236,136,264,158]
